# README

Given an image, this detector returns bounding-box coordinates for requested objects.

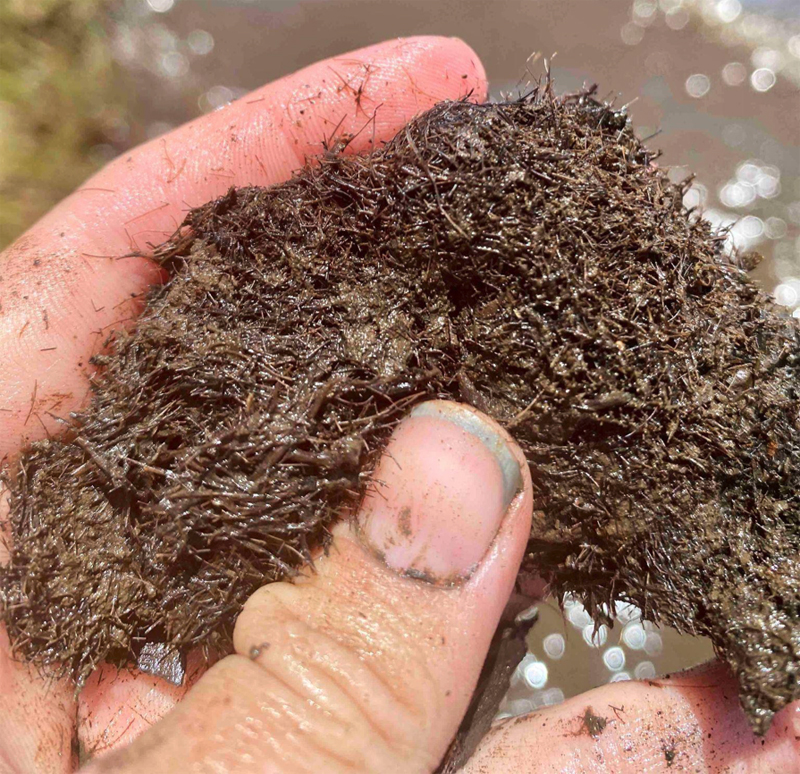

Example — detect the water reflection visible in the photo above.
[146,0,175,12]
[685,72,712,96]
[187,29,215,56]
[751,65,777,89]
[498,596,713,719]
[722,60,748,83]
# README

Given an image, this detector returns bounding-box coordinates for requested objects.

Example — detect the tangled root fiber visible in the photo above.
[2,88,798,734]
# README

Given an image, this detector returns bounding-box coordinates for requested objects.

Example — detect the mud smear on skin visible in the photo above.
[1,87,798,736]
[579,707,608,739]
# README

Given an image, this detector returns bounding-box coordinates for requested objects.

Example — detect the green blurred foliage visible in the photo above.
[0,0,124,248]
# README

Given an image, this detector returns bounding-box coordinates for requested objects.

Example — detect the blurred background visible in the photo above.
[2,0,798,718]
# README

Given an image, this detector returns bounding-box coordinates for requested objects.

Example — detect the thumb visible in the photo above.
[86,400,533,774]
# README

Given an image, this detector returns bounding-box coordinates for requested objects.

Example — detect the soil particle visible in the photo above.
[136,642,185,686]
[397,506,413,538]
[1,86,798,734]
[580,707,608,739]
[249,642,270,660]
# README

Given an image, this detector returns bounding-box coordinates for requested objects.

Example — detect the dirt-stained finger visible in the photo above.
[461,661,800,774]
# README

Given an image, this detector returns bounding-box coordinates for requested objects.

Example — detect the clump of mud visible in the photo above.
[1,88,798,734]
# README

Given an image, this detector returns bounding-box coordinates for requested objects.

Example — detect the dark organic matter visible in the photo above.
[1,88,798,735]
[580,707,608,739]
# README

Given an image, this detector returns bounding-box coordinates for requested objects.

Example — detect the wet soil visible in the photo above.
[1,88,798,734]
[579,707,608,739]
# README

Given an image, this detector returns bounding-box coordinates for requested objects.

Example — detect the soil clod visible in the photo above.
[1,86,798,735]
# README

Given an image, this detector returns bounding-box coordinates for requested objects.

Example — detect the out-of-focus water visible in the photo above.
[109,0,799,307]
[500,595,715,720]
[102,0,798,716]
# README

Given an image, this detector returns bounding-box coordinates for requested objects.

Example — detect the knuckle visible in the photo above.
[233,581,441,772]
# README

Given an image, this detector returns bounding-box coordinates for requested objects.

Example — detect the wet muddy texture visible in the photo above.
[1,89,799,735]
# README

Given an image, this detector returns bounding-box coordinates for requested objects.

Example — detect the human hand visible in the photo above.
[0,36,797,774]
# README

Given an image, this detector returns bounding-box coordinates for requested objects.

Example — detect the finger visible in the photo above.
[83,401,534,773]
[0,627,76,774]
[75,652,208,763]
[461,661,800,773]
[0,36,487,460]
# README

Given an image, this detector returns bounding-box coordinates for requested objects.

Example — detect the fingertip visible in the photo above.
[446,36,489,100]
[391,34,488,103]
[282,35,487,162]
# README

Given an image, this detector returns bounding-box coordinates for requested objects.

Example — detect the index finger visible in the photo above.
[461,661,800,773]
[0,36,487,461]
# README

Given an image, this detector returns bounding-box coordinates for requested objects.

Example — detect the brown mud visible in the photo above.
[663,740,677,767]
[579,707,608,739]
[1,87,798,736]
